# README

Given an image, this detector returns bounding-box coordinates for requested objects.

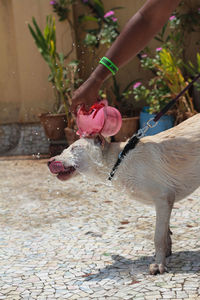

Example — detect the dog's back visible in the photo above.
[117,114,200,203]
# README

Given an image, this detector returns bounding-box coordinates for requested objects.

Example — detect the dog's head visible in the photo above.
[48,136,105,181]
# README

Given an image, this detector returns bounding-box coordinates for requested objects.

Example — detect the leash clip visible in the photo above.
[136,125,149,139]
[136,118,158,139]
[147,118,158,128]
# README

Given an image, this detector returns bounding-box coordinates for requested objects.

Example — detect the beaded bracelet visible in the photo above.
[99,57,119,75]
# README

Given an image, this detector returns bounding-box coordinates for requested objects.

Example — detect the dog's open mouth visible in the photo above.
[56,166,76,181]
[48,160,76,181]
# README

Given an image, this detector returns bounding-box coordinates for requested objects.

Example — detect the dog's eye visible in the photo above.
[71,146,78,151]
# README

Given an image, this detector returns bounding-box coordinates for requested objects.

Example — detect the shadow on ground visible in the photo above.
[83,251,200,281]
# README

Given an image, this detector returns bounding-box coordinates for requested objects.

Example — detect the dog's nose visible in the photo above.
[48,157,55,167]
[48,160,65,174]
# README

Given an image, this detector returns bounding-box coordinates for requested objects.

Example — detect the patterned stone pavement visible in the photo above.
[0,158,200,300]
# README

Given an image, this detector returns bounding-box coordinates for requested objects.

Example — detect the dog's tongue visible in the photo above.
[49,161,65,174]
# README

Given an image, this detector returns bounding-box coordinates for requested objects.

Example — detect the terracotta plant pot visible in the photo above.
[39,113,67,141]
[64,127,79,146]
[114,116,139,142]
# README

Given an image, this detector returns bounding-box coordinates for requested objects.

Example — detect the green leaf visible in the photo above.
[154,37,164,43]
[79,15,99,23]
[93,0,105,17]
[32,17,47,50]
[28,24,39,44]
[58,53,65,64]
[123,79,141,94]
[110,6,124,10]
[28,23,50,63]
[197,53,200,72]
[161,22,167,37]
[48,73,54,82]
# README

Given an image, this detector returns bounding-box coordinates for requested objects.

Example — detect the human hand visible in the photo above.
[70,76,102,114]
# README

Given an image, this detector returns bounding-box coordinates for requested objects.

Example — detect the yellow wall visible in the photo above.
[0,0,199,124]
[0,0,76,124]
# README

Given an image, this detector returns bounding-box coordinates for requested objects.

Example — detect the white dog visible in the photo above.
[48,114,200,274]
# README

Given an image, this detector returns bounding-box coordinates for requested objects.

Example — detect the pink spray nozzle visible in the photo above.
[76,100,122,137]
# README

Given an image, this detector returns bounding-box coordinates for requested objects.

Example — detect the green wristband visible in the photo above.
[99,57,118,75]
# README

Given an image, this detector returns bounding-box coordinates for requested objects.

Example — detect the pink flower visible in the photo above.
[156,47,162,52]
[133,82,142,89]
[104,10,114,18]
[141,54,147,58]
[112,17,118,22]
[50,0,56,4]
[169,15,176,21]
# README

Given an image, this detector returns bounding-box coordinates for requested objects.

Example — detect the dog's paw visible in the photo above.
[149,263,167,275]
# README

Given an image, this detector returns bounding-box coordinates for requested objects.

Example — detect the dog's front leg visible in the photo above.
[149,195,174,275]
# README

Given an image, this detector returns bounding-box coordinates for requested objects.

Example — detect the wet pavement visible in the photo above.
[0,157,200,299]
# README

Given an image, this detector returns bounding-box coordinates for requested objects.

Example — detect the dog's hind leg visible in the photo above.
[149,193,174,275]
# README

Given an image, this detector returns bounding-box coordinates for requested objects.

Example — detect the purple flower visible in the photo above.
[112,17,118,22]
[141,54,147,58]
[133,82,142,89]
[198,8,200,14]
[50,0,56,4]
[82,0,88,2]
[104,10,114,18]
[156,47,162,52]
[169,15,176,21]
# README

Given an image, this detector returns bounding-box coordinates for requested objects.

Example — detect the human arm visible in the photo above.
[71,0,181,112]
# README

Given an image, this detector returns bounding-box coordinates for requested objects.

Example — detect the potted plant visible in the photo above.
[133,81,175,136]
[28,15,81,143]
[113,4,200,138]
[133,47,196,135]
[79,1,120,50]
